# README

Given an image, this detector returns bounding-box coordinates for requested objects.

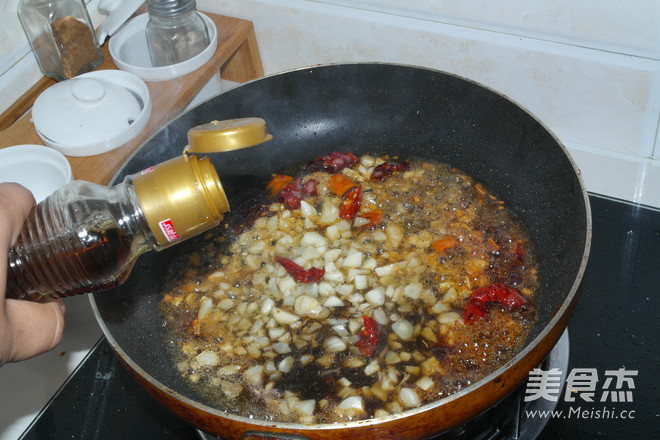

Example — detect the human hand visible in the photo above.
[0,183,65,366]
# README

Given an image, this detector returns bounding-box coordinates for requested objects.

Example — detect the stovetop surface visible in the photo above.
[19,195,659,440]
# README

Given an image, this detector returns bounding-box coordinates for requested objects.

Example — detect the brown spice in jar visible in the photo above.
[51,16,101,79]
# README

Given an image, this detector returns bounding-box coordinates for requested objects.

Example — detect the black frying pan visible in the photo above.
[91,63,591,439]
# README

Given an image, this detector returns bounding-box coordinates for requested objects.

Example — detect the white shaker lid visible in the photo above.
[32,70,151,157]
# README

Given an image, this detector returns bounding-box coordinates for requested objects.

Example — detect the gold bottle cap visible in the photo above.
[186,117,273,154]
[133,117,272,247]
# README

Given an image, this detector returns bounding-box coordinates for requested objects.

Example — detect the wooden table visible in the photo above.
[0,13,264,185]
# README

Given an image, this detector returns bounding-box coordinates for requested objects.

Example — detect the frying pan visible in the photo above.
[91,63,591,439]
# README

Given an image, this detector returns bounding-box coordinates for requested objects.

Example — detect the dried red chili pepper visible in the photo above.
[279,177,319,210]
[370,160,410,181]
[358,209,383,227]
[338,185,362,220]
[463,283,529,324]
[357,315,379,357]
[308,151,358,174]
[274,256,325,283]
[431,235,459,254]
[303,179,319,196]
[327,173,356,196]
[266,174,294,199]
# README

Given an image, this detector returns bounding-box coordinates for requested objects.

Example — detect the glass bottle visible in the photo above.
[18,0,103,81]
[5,118,272,302]
[6,153,229,302]
[7,118,272,301]
[145,0,210,67]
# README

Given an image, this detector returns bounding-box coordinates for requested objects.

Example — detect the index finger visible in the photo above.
[0,183,36,306]
[0,183,36,252]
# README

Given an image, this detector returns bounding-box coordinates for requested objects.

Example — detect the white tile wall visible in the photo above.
[207,0,660,158]
[199,0,660,207]
[315,0,660,59]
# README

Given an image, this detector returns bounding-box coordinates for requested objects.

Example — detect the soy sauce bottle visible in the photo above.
[6,118,271,302]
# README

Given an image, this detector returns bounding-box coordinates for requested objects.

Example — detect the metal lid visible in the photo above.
[132,117,272,247]
[147,0,197,17]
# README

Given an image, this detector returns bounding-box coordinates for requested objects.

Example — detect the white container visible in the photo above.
[109,12,218,82]
[32,70,151,157]
[0,145,72,202]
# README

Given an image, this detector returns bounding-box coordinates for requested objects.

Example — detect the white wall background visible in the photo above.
[1,0,659,207]
[315,0,660,59]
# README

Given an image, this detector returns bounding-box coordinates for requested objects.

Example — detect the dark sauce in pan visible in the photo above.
[160,154,538,423]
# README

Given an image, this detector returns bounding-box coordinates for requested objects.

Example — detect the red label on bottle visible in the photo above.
[141,166,155,175]
[158,219,181,242]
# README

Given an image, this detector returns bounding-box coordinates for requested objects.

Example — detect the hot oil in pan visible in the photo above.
[158,153,538,424]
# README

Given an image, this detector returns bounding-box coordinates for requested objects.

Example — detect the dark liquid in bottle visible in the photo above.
[7,225,134,302]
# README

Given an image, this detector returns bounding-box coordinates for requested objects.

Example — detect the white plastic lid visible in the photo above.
[32,70,151,157]
[0,145,72,202]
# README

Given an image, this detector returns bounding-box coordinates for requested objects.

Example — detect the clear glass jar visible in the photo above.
[17,0,103,81]
[145,0,210,67]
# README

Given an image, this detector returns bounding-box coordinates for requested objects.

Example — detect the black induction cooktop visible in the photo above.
[18,195,659,440]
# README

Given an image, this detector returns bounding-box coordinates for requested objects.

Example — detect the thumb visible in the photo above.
[1,299,65,365]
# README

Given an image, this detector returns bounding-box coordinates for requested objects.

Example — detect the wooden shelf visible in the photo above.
[0,13,264,185]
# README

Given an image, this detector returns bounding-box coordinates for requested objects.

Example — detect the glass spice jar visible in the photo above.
[18,0,104,81]
[145,0,210,67]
